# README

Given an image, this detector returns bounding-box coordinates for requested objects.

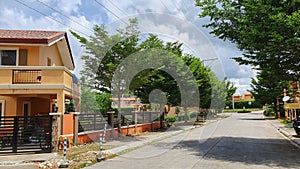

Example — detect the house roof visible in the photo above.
[0,30,66,44]
[0,29,74,70]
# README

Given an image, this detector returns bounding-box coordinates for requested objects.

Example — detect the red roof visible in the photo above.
[0,29,65,44]
[0,29,74,69]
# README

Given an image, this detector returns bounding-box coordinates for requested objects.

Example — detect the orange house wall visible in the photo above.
[62,114,75,135]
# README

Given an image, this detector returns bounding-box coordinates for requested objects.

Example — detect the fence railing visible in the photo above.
[78,111,161,133]
[78,114,107,132]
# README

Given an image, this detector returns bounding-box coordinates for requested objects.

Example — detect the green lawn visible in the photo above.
[222,108,262,113]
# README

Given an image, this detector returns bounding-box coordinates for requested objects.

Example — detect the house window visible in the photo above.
[0,100,4,126]
[0,50,17,66]
[47,57,52,66]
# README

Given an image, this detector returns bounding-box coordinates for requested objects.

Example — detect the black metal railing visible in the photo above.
[78,111,161,133]
[12,70,42,84]
[78,114,107,132]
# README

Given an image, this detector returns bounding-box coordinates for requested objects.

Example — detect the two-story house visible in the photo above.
[0,30,80,120]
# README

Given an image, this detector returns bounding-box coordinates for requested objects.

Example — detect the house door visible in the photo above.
[0,100,4,126]
[23,101,31,125]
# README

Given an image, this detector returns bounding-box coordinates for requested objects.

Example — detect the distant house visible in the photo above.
[110,97,136,108]
[0,29,80,118]
[232,92,254,101]
[242,92,254,101]
[233,94,241,101]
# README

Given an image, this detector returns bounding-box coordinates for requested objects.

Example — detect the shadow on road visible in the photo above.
[169,136,300,168]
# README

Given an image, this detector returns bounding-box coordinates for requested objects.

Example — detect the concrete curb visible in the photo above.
[277,128,300,147]
[266,116,300,147]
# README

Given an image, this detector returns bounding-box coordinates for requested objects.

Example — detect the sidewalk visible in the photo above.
[267,117,300,146]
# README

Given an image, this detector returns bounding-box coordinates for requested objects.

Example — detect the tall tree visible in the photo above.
[224,77,237,101]
[71,19,140,133]
[196,0,299,79]
[250,68,289,106]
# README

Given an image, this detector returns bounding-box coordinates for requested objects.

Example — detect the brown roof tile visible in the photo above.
[0,29,65,44]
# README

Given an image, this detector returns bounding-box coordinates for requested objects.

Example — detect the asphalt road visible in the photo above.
[86,111,300,169]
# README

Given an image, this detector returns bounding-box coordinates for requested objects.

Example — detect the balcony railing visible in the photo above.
[12,70,42,84]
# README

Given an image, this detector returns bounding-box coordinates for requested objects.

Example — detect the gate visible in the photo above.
[0,115,52,154]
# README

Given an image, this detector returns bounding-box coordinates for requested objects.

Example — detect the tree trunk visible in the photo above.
[184,107,188,123]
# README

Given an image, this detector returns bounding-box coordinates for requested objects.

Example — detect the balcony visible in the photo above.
[13,70,42,84]
[0,66,78,92]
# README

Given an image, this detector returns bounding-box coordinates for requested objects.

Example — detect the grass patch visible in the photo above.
[280,119,292,126]
[223,108,261,113]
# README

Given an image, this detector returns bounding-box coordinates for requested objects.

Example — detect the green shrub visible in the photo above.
[263,108,275,116]
[189,111,199,119]
[237,110,251,113]
[225,100,262,109]
[165,116,177,124]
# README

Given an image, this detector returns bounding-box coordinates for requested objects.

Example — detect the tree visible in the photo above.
[224,77,237,101]
[196,0,300,79]
[96,92,112,113]
[250,68,289,107]
[72,19,140,133]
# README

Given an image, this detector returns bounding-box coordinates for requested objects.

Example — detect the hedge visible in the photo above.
[225,100,262,109]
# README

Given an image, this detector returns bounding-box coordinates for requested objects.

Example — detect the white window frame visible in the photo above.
[0,47,19,66]
[0,100,5,126]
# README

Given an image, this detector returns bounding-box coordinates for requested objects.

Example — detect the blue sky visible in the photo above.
[0,0,256,94]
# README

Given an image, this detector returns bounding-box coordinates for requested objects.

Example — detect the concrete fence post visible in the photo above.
[107,111,115,138]
[72,112,80,146]
[49,112,62,152]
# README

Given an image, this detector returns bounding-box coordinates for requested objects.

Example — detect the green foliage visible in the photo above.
[226,100,262,109]
[250,69,289,106]
[189,111,199,119]
[65,99,76,114]
[165,116,177,124]
[263,108,275,116]
[196,0,300,79]
[71,18,140,93]
[80,84,99,113]
[237,110,251,113]
[96,92,112,113]
[224,78,237,101]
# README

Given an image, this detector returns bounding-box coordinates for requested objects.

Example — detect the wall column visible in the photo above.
[49,112,62,152]
[73,112,80,146]
[56,91,65,114]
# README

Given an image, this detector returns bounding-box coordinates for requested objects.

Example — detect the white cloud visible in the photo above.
[0,0,256,93]
[56,0,82,15]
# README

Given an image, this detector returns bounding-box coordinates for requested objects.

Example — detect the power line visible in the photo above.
[94,0,149,40]
[107,0,129,18]
[36,0,94,33]
[14,0,90,37]
[94,0,128,26]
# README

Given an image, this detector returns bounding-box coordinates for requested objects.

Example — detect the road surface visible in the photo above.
[86,111,300,169]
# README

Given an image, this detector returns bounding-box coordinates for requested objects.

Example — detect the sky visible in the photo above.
[0,0,256,95]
